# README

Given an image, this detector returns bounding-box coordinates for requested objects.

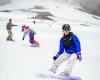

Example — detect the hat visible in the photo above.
[24,26,29,30]
[62,24,71,31]
[9,19,12,21]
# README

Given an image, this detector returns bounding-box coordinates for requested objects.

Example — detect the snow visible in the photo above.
[0,0,100,80]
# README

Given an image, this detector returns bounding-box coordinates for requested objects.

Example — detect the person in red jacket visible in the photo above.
[22,25,39,47]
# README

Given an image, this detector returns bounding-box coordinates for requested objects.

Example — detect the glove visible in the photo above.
[22,37,24,40]
[53,56,58,61]
[76,53,82,61]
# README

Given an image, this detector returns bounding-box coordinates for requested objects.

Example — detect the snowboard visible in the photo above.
[30,44,39,47]
[35,71,81,80]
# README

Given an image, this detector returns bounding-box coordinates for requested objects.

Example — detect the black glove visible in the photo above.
[76,53,82,61]
[53,56,58,61]
[22,37,24,40]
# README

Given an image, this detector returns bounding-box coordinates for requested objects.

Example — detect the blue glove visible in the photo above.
[76,53,82,61]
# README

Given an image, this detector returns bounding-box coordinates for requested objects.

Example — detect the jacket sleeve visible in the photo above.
[72,35,81,53]
[23,30,28,39]
[56,38,64,56]
[12,23,17,26]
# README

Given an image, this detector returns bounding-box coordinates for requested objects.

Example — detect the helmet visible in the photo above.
[62,24,71,31]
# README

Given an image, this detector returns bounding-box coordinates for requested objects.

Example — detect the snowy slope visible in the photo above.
[1,0,100,16]
[0,1,100,80]
[0,0,11,5]
[0,0,62,10]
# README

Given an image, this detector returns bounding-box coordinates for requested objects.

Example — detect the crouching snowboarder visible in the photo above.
[49,24,82,77]
[22,25,39,47]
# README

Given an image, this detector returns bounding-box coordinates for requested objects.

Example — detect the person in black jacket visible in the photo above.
[6,19,17,41]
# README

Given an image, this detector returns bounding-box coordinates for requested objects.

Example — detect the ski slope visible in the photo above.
[0,1,100,80]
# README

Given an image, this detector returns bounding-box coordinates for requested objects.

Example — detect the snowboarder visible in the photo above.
[6,19,17,41]
[22,25,39,47]
[49,24,82,77]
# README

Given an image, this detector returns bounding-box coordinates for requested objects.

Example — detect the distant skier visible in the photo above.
[22,25,39,47]
[33,20,36,24]
[6,19,17,41]
[49,24,82,76]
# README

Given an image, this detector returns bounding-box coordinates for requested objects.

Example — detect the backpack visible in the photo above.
[62,32,74,48]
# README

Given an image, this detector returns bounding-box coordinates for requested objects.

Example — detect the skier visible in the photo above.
[22,25,39,47]
[49,24,82,77]
[6,19,17,41]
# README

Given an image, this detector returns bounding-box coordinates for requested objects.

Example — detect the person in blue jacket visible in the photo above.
[49,24,82,76]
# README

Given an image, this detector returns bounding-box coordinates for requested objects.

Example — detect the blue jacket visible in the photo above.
[57,34,81,56]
